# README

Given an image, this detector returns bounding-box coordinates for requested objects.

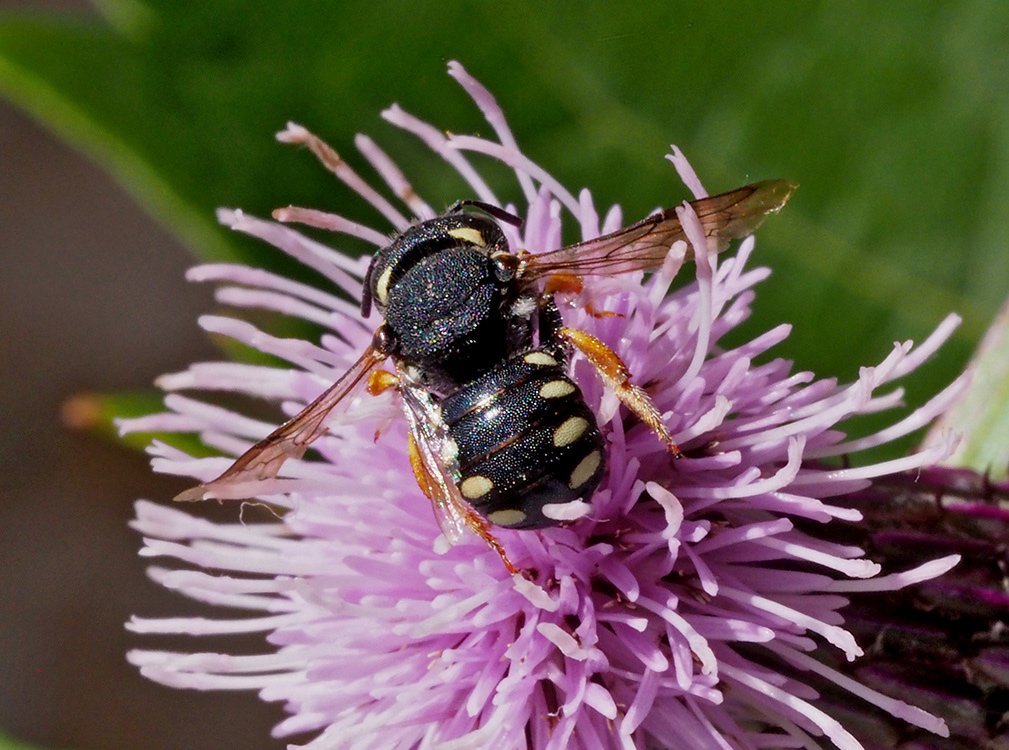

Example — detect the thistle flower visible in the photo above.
[124,62,972,749]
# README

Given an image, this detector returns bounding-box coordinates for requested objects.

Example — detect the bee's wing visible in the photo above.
[522,179,796,281]
[397,378,473,545]
[174,343,387,503]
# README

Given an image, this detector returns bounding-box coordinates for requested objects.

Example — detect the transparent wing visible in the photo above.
[399,377,519,573]
[174,343,386,502]
[397,378,473,545]
[522,179,797,281]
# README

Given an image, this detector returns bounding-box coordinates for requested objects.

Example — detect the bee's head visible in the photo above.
[361,212,508,318]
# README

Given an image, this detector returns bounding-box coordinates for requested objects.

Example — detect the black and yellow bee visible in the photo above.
[177,175,795,572]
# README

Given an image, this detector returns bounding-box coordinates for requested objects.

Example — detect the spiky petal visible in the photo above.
[123,62,969,750]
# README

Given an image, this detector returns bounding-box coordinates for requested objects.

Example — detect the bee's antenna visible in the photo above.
[360,256,376,318]
[447,199,524,229]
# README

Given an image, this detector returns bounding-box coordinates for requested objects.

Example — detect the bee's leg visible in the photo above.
[536,292,567,350]
[366,370,400,442]
[543,273,583,296]
[459,506,520,577]
[405,434,519,575]
[543,274,623,319]
[556,322,684,460]
[535,295,681,456]
[405,432,440,502]
[367,369,399,395]
[584,305,623,320]
[370,366,519,573]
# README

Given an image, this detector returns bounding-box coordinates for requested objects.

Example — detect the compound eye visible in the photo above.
[491,251,519,282]
[372,324,397,355]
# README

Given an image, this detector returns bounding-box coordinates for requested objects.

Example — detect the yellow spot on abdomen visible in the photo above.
[487,508,527,527]
[524,351,558,367]
[553,416,589,447]
[569,450,602,489]
[539,380,576,399]
[460,475,494,499]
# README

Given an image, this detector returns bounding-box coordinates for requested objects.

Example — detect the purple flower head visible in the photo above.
[124,62,967,749]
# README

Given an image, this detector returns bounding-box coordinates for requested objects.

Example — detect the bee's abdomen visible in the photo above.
[440,349,605,529]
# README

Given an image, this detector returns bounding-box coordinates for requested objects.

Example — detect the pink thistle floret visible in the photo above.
[123,62,965,749]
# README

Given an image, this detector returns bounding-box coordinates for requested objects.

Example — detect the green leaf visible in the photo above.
[3,1,1009,459]
[0,731,64,750]
[926,296,1009,479]
[62,389,212,456]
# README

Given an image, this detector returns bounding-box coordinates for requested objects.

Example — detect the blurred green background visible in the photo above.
[1,2,1007,749]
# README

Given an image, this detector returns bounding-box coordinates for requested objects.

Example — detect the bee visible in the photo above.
[176,151,795,573]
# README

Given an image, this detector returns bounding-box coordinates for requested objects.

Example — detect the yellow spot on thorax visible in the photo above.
[374,266,393,305]
[447,227,486,246]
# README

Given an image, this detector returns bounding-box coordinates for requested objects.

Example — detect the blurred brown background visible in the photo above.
[0,4,282,747]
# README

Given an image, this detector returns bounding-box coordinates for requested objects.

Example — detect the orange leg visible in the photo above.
[406,434,519,575]
[543,273,584,295]
[460,507,520,576]
[545,274,623,319]
[584,303,624,319]
[560,327,684,459]
[406,432,439,501]
[368,371,401,442]
[367,369,399,396]
[381,369,519,574]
